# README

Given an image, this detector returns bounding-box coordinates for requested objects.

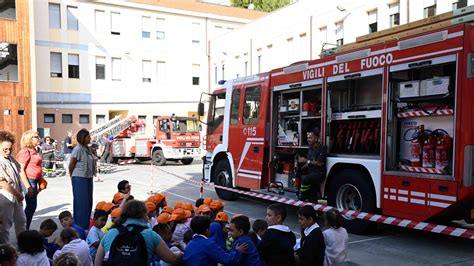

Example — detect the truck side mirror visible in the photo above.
[199,125,202,131]
[198,103,204,116]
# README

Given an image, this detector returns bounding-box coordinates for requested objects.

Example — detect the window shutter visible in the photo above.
[50,53,62,73]
[49,3,61,29]
[368,10,377,24]
[68,54,79,66]
[389,3,400,15]
[111,12,120,33]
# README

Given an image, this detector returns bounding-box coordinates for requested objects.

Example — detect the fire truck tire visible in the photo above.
[181,159,194,165]
[327,169,376,234]
[152,150,166,166]
[214,159,239,201]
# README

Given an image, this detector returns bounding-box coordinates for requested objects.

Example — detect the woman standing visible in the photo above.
[41,136,55,177]
[17,130,43,230]
[0,131,26,243]
[69,129,96,230]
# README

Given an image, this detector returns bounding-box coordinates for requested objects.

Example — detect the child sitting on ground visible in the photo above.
[59,211,87,240]
[39,218,61,258]
[101,207,121,234]
[323,209,348,266]
[145,201,158,228]
[249,219,268,246]
[54,228,92,266]
[182,216,247,266]
[258,203,296,266]
[209,200,225,220]
[0,243,18,266]
[86,209,107,261]
[17,230,49,266]
[209,212,228,250]
[295,205,325,266]
[197,204,212,218]
[170,208,192,245]
[228,215,263,266]
[52,252,79,266]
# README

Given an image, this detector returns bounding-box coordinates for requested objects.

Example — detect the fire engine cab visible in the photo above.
[199,7,474,233]
[97,115,201,165]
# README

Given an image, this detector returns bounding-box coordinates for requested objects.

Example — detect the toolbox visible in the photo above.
[399,81,420,98]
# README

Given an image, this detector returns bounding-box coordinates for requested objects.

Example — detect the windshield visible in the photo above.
[172,117,199,133]
[207,92,226,133]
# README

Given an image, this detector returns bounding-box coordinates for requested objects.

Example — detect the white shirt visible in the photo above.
[323,227,348,266]
[53,238,93,266]
[303,223,320,236]
[17,250,49,266]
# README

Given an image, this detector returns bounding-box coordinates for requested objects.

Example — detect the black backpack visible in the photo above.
[108,225,148,266]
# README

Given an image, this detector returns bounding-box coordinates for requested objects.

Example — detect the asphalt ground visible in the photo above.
[20,161,474,265]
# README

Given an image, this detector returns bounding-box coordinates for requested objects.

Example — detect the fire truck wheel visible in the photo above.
[327,169,376,234]
[214,159,239,201]
[152,150,166,166]
[181,159,194,165]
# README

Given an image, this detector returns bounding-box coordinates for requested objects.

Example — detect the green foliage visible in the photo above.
[230,0,291,12]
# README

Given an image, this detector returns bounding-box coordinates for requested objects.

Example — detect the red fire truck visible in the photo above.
[199,9,474,233]
[107,115,201,165]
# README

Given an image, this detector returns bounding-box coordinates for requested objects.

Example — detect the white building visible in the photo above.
[210,0,472,82]
[34,0,265,140]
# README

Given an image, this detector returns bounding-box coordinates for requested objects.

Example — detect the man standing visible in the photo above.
[298,128,327,202]
[63,130,73,173]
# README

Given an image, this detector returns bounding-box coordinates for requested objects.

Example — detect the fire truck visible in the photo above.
[199,7,474,233]
[94,115,201,165]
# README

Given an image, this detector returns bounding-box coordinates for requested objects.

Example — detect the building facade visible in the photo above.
[0,0,35,149]
[34,0,264,140]
[210,0,472,83]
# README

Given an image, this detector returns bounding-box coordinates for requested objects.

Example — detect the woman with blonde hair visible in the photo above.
[0,131,26,243]
[16,130,43,229]
[68,129,96,230]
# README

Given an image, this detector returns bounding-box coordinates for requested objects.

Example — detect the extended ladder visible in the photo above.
[91,115,136,140]
[90,116,122,136]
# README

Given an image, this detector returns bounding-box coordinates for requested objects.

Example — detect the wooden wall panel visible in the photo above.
[0,0,33,152]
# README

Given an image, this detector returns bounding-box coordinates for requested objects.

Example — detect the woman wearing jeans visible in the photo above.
[69,129,96,229]
[17,130,43,230]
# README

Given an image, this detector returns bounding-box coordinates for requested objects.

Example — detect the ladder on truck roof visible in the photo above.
[333,5,474,54]
[91,115,136,140]
[90,116,122,136]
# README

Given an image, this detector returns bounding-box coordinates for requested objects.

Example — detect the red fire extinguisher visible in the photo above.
[406,125,424,167]
[303,102,310,112]
[422,135,435,168]
[433,130,451,170]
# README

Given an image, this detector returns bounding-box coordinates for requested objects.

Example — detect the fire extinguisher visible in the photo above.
[422,135,435,168]
[404,125,426,167]
[303,102,310,112]
[433,129,451,171]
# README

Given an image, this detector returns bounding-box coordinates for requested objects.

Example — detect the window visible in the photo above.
[157,61,165,83]
[112,57,121,80]
[49,3,61,29]
[389,3,400,27]
[192,22,200,43]
[257,55,262,73]
[243,86,261,125]
[156,18,165,40]
[62,114,72,124]
[0,0,15,19]
[368,10,377,33]
[111,12,120,35]
[95,10,105,33]
[335,21,343,46]
[244,61,248,76]
[142,60,151,82]
[230,89,241,125]
[50,52,62,77]
[44,114,55,123]
[142,16,151,38]
[192,64,200,85]
[0,43,18,81]
[96,56,105,80]
[453,0,467,10]
[67,6,78,31]
[79,114,89,124]
[68,54,79,79]
[424,0,436,18]
[214,66,218,84]
[96,115,106,124]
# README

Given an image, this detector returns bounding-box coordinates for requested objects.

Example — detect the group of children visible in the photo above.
[0,179,348,266]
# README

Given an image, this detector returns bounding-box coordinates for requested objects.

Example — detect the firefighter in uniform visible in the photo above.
[298,128,327,202]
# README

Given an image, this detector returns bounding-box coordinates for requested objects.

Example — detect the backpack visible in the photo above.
[108,225,148,266]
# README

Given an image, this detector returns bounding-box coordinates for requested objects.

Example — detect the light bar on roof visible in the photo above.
[336,49,371,63]
[283,63,308,74]
[398,30,448,50]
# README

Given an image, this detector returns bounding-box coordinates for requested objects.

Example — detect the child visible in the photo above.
[53,228,92,266]
[323,209,348,266]
[209,211,228,250]
[197,204,212,217]
[39,218,61,258]
[170,208,192,244]
[210,200,225,220]
[145,201,158,228]
[102,207,121,234]
[162,206,174,215]
[228,215,263,266]
[158,212,171,224]
[295,205,325,266]
[182,216,247,266]
[0,244,18,266]
[17,230,49,266]
[195,198,204,208]
[258,203,296,266]
[52,252,79,266]
[151,223,179,266]
[249,219,267,246]
[59,210,87,240]
[86,209,107,261]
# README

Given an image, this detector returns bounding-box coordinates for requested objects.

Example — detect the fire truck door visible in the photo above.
[228,85,266,189]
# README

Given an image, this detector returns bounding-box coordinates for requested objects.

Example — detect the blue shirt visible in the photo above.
[183,235,242,266]
[227,235,263,266]
[86,226,104,259]
[209,222,226,250]
[100,218,162,262]
[72,223,87,240]
[43,238,60,259]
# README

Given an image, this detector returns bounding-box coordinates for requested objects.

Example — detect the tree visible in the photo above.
[231,0,291,12]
